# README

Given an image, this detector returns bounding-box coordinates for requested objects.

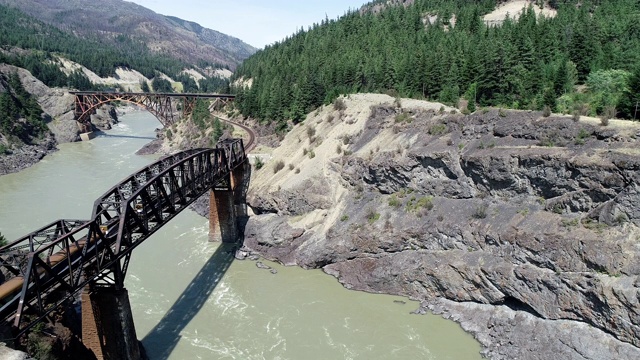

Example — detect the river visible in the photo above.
[0,111,482,359]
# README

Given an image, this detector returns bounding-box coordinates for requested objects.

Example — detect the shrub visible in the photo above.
[308,150,316,159]
[429,124,448,136]
[572,111,581,122]
[306,125,316,139]
[542,106,552,117]
[254,156,264,170]
[600,116,610,126]
[288,164,295,170]
[575,128,590,145]
[406,196,434,212]
[366,208,381,224]
[336,145,342,154]
[395,112,412,123]
[295,168,301,174]
[561,218,579,228]
[326,114,334,123]
[499,108,507,117]
[472,204,488,219]
[388,194,401,208]
[340,215,349,222]
[333,98,347,111]
[615,213,628,225]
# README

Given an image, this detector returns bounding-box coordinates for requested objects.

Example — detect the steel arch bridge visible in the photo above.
[70,91,235,132]
[0,139,246,336]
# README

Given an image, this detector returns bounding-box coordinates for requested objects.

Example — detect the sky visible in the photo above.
[126,0,368,49]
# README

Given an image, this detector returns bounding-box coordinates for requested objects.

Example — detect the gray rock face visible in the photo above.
[90,105,118,131]
[243,106,640,359]
[0,133,56,176]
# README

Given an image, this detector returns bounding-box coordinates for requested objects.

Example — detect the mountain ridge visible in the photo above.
[0,0,256,69]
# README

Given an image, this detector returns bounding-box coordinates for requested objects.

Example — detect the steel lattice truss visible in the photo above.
[0,139,246,334]
[70,91,235,130]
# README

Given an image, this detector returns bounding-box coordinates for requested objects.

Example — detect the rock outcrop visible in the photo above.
[240,94,640,359]
[0,64,119,175]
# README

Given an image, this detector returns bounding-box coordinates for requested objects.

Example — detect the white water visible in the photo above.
[0,112,482,359]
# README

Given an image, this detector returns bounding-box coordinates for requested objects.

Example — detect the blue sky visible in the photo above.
[127,0,367,48]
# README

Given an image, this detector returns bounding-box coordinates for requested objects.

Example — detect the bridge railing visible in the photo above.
[0,139,246,334]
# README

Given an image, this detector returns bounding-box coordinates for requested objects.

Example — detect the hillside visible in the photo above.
[0,0,256,70]
[233,0,640,129]
[238,94,640,359]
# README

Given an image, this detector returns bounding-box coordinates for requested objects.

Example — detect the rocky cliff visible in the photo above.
[0,64,117,175]
[241,94,640,359]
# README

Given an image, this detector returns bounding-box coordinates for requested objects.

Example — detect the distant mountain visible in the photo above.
[0,0,256,70]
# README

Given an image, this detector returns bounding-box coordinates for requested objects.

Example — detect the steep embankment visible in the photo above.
[0,64,118,175]
[241,94,640,359]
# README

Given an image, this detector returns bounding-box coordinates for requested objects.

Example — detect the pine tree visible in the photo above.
[618,67,640,120]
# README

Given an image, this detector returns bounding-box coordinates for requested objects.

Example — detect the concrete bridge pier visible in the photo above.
[81,287,141,360]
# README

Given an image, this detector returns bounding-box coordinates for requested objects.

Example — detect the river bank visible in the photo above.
[0,133,57,176]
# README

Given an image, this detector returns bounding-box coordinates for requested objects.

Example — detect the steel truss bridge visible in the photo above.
[0,139,246,336]
[70,91,235,132]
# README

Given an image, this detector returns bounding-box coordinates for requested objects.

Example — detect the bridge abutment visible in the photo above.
[81,287,141,360]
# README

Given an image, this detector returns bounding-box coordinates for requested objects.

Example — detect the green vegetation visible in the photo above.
[560,218,579,228]
[0,72,47,143]
[233,0,640,130]
[366,208,381,224]
[0,231,7,247]
[340,214,349,222]
[406,196,434,212]
[428,124,448,136]
[575,128,590,145]
[388,194,401,208]
[254,156,264,170]
[582,219,608,233]
[394,112,412,123]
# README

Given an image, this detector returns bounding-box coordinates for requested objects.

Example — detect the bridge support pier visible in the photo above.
[81,287,141,360]
[209,190,238,243]
[209,164,248,243]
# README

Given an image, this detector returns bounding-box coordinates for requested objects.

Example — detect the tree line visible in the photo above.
[232,0,640,130]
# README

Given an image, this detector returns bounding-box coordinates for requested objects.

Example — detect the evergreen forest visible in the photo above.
[232,0,640,130]
[0,5,230,93]
[0,71,47,145]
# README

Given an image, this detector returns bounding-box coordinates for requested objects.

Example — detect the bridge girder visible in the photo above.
[0,139,246,335]
[70,92,236,131]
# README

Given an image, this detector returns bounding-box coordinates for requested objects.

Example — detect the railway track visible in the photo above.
[210,112,256,153]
